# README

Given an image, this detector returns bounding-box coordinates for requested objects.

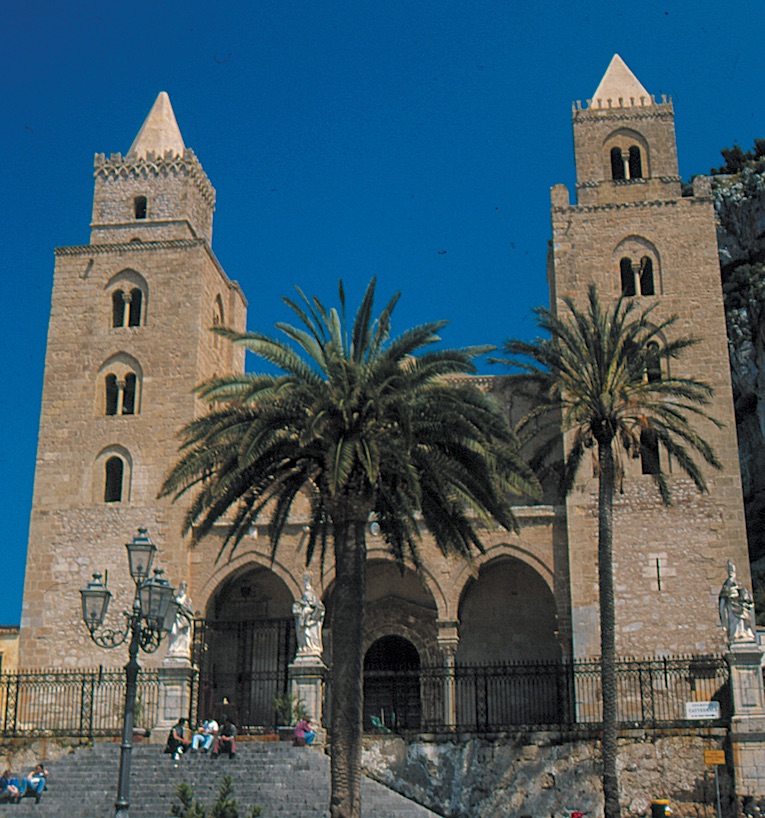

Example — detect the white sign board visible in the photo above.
[685,701,721,720]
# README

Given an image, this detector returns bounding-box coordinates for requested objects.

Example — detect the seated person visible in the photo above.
[212,718,236,758]
[294,717,316,746]
[165,717,191,761]
[23,764,48,803]
[0,770,22,803]
[191,717,218,752]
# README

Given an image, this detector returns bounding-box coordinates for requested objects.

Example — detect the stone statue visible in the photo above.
[719,561,756,643]
[293,574,325,657]
[167,581,194,659]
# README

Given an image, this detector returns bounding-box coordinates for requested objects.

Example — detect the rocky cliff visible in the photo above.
[712,160,765,564]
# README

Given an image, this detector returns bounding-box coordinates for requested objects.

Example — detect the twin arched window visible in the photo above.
[112,288,143,328]
[105,372,138,415]
[620,256,655,297]
[610,146,643,180]
[99,354,142,417]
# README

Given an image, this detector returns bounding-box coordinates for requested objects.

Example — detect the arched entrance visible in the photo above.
[196,567,297,729]
[363,635,421,731]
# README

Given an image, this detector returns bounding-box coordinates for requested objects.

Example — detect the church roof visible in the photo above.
[128,92,185,158]
[591,54,650,107]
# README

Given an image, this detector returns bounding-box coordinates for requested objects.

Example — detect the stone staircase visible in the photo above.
[1,740,441,817]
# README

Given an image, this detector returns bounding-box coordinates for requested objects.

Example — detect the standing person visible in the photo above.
[212,718,236,758]
[191,717,219,752]
[165,717,191,761]
[23,764,48,803]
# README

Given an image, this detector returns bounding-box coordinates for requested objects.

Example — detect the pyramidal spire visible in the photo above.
[128,92,185,158]
[591,54,650,108]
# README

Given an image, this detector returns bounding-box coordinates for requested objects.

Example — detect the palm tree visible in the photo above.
[497,285,722,818]
[160,278,539,818]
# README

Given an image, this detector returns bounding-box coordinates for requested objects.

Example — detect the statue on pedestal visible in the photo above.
[719,561,756,644]
[293,574,325,657]
[167,581,194,659]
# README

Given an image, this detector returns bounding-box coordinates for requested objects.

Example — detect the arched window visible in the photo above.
[112,290,126,328]
[611,147,625,180]
[620,258,636,296]
[628,146,643,179]
[127,288,142,327]
[134,196,147,220]
[108,271,148,329]
[105,374,119,415]
[212,295,225,350]
[104,456,124,503]
[639,256,654,296]
[640,429,660,475]
[646,342,662,383]
[123,373,137,415]
[100,355,142,416]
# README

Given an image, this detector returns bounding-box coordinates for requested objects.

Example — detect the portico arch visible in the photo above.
[457,556,559,664]
[197,565,299,730]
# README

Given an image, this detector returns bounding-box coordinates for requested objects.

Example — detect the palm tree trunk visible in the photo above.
[330,516,367,818]
[598,439,621,818]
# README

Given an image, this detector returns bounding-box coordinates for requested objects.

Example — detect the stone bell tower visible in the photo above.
[19,92,247,668]
[548,55,750,658]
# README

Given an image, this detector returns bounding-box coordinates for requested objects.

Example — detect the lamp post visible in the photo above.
[80,527,177,818]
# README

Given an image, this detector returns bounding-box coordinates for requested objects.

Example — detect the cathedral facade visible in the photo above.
[18,57,750,731]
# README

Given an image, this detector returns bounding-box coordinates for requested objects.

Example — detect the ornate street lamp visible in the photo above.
[80,527,177,818]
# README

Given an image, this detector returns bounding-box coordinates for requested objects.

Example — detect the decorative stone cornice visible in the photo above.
[54,239,245,302]
[55,238,206,255]
[553,197,685,215]
[93,148,215,208]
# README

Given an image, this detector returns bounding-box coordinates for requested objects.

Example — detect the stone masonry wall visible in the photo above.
[362,731,735,818]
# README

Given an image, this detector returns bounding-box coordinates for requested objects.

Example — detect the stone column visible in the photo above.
[288,655,328,746]
[154,656,195,742]
[728,641,765,801]
[437,621,460,731]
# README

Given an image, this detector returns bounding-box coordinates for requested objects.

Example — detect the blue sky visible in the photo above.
[1,0,764,627]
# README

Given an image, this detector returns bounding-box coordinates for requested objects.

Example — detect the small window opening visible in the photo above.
[620,258,636,296]
[134,196,147,220]
[646,343,662,384]
[104,457,124,503]
[628,146,643,179]
[639,256,655,295]
[112,290,126,328]
[122,374,136,415]
[611,147,625,180]
[105,374,119,415]
[128,288,142,327]
[640,429,660,475]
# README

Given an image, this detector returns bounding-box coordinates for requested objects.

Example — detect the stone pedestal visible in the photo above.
[728,642,765,799]
[437,623,460,731]
[154,658,195,742]
[288,655,328,747]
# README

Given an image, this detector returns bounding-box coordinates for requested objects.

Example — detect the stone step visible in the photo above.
[1,741,441,818]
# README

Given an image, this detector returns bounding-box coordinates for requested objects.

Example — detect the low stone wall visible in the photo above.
[362,730,735,818]
[0,737,95,773]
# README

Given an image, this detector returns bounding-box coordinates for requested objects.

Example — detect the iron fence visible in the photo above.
[0,655,728,738]
[367,654,730,734]
[0,667,160,738]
